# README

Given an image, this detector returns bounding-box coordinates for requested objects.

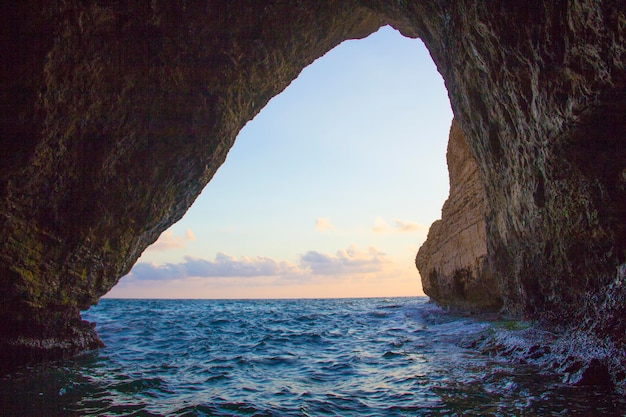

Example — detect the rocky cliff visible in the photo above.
[1,0,625,386]
[416,119,501,311]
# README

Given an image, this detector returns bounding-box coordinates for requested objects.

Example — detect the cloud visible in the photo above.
[315,217,335,231]
[126,244,391,283]
[130,262,187,280]
[128,254,299,281]
[109,243,429,299]
[393,219,425,232]
[372,217,425,234]
[148,231,186,251]
[147,229,196,251]
[372,216,391,233]
[299,245,389,275]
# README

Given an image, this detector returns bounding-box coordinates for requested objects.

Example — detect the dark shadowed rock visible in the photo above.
[1,1,625,388]
[565,358,613,386]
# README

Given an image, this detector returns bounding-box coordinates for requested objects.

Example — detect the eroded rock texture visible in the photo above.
[416,119,501,311]
[1,0,625,384]
[0,0,384,369]
[405,0,626,326]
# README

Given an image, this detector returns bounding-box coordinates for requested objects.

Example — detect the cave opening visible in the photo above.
[3,2,626,403]
[103,26,453,300]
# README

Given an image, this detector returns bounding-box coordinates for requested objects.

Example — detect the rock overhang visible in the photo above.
[0,1,624,385]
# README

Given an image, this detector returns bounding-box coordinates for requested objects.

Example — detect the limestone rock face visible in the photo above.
[1,0,625,381]
[405,1,626,327]
[416,119,501,310]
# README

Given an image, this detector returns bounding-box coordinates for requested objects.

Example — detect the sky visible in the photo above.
[105,26,453,299]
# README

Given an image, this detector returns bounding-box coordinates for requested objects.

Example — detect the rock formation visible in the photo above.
[1,0,625,385]
[416,119,501,311]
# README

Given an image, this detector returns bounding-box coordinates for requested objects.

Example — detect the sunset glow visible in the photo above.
[105,26,452,299]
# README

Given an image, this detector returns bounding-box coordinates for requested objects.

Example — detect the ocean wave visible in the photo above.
[1,297,624,416]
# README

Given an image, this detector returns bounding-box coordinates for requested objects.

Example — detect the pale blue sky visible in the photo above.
[106,26,453,299]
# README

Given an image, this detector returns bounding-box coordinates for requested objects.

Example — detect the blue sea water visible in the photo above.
[1,297,625,416]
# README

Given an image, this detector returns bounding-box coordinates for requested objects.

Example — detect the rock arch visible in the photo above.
[1,1,625,376]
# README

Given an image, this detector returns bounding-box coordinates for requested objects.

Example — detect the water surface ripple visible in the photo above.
[1,297,624,416]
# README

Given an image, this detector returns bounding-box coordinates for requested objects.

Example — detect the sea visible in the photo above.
[1,297,625,416]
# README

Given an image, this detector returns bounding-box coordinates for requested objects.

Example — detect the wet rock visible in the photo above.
[528,344,551,360]
[468,323,623,392]
[565,358,613,387]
